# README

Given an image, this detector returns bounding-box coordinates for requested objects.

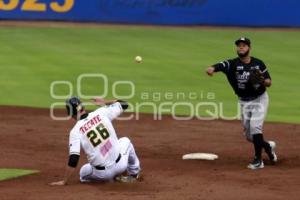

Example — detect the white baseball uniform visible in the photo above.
[68,102,141,182]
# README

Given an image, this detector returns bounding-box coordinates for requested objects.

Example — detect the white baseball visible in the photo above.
[135,56,142,63]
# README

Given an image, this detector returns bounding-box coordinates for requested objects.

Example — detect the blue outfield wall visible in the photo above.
[0,0,300,27]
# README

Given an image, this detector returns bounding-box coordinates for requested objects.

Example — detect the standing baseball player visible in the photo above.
[50,97,141,185]
[206,37,277,169]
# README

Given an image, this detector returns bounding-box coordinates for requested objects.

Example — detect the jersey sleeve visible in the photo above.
[96,102,123,121]
[69,130,81,156]
[259,60,271,80]
[213,59,233,74]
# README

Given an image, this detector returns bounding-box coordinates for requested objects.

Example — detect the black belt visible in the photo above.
[94,154,121,170]
[239,96,258,101]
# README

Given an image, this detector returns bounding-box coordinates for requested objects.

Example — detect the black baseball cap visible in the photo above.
[235,37,251,46]
[66,96,84,117]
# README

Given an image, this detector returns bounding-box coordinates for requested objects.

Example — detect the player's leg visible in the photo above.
[240,101,252,142]
[249,100,264,163]
[79,163,94,183]
[115,137,141,182]
[79,163,114,182]
[249,133,264,169]
[127,142,141,176]
[241,99,265,169]
[119,137,141,176]
[248,95,267,169]
[251,92,277,163]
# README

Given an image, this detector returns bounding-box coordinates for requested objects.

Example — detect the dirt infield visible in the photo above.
[0,106,300,200]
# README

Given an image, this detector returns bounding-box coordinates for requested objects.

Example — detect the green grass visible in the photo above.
[0,169,38,181]
[0,26,299,123]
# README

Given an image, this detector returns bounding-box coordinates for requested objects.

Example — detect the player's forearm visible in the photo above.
[62,166,76,185]
[91,98,117,106]
[103,99,118,105]
[212,63,223,72]
[62,154,79,184]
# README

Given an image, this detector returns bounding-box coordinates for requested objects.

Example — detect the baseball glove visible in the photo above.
[249,68,264,85]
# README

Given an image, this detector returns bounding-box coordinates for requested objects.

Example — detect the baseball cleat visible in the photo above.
[247,158,264,170]
[268,141,278,163]
[80,177,91,183]
[115,172,142,183]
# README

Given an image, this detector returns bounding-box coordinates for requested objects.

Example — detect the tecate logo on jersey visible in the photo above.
[80,115,102,134]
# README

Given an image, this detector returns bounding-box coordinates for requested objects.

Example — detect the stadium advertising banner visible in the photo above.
[0,0,299,27]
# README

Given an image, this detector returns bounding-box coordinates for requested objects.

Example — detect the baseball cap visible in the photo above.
[66,96,84,116]
[235,37,251,46]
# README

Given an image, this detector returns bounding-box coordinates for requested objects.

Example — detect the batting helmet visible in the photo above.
[65,97,84,117]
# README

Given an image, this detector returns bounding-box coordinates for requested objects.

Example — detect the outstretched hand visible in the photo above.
[206,66,215,76]
[91,97,105,106]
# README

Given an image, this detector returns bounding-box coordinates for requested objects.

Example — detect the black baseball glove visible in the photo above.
[249,68,264,85]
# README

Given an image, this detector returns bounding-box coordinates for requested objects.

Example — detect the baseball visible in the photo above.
[135,56,142,63]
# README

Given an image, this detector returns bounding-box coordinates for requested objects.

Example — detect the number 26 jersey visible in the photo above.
[69,102,123,167]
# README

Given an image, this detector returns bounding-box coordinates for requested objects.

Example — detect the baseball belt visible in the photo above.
[94,153,122,170]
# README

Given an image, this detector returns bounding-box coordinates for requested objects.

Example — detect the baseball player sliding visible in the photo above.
[50,97,141,186]
[206,37,277,169]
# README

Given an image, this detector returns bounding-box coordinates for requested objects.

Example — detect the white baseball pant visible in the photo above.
[79,137,140,182]
[240,92,269,142]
